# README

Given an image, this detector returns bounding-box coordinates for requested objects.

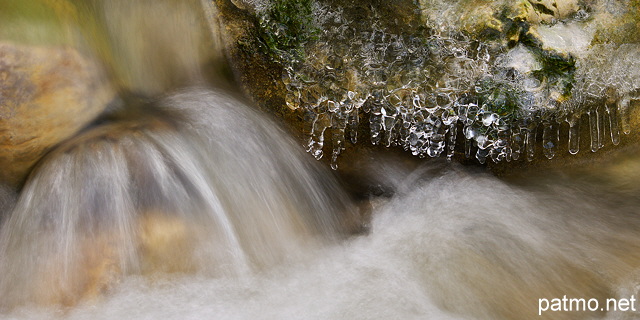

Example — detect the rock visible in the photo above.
[0,42,114,187]
[418,0,581,33]
[211,0,640,176]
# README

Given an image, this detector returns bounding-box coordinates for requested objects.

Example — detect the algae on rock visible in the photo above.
[245,0,640,168]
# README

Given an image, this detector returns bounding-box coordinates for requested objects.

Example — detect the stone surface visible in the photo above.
[0,42,114,187]
[212,0,640,177]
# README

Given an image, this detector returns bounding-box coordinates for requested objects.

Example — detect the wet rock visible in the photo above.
[0,42,115,187]
[212,0,640,174]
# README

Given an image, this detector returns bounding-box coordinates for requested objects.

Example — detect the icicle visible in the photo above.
[425,115,447,157]
[368,96,385,146]
[465,138,473,158]
[605,103,621,146]
[588,110,600,152]
[330,150,339,170]
[399,116,411,151]
[476,147,488,164]
[347,110,359,144]
[381,112,397,147]
[510,128,523,161]
[369,115,383,145]
[476,134,491,150]
[597,106,606,149]
[446,123,457,161]
[287,9,640,165]
[330,108,348,170]
[331,107,347,146]
[465,104,478,126]
[542,121,558,160]
[489,147,503,163]
[525,126,537,162]
[617,97,631,135]
[408,128,423,156]
[567,116,580,155]
[504,146,512,162]
[427,135,446,157]
[306,112,331,160]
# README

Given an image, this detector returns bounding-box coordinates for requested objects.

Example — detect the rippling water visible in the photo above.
[3,138,640,319]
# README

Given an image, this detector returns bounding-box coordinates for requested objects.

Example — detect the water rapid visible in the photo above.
[5,155,640,320]
[0,88,354,308]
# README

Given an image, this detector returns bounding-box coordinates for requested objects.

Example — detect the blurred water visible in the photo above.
[2,1,640,319]
[78,0,221,95]
[4,155,640,320]
[0,88,353,309]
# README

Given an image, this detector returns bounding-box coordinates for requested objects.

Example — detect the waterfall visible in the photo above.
[71,0,226,96]
[0,88,355,308]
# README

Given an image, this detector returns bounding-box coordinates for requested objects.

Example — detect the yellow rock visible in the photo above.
[418,0,580,34]
[0,42,114,187]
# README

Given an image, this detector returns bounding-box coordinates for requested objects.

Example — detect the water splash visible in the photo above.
[7,161,640,320]
[0,88,354,308]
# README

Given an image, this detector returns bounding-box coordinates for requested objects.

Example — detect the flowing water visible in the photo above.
[0,87,354,308]
[2,1,640,320]
[4,155,640,320]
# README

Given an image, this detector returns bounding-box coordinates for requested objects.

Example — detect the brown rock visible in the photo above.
[0,42,114,187]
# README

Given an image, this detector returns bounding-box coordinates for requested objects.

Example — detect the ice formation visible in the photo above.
[259,1,640,168]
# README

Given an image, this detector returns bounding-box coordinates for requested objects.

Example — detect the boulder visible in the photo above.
[0,42,114,187]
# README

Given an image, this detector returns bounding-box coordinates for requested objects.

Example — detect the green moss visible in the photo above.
[477,78,522,118]
[257,0,318,63]
[537,51,575,76]
[530,49,576,98]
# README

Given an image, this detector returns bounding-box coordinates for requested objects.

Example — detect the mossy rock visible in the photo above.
[210,0,640,178]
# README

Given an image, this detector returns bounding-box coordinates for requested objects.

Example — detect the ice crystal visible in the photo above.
[260,2,640,168]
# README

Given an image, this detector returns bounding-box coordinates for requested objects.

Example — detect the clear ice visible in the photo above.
[264,4,640,168]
